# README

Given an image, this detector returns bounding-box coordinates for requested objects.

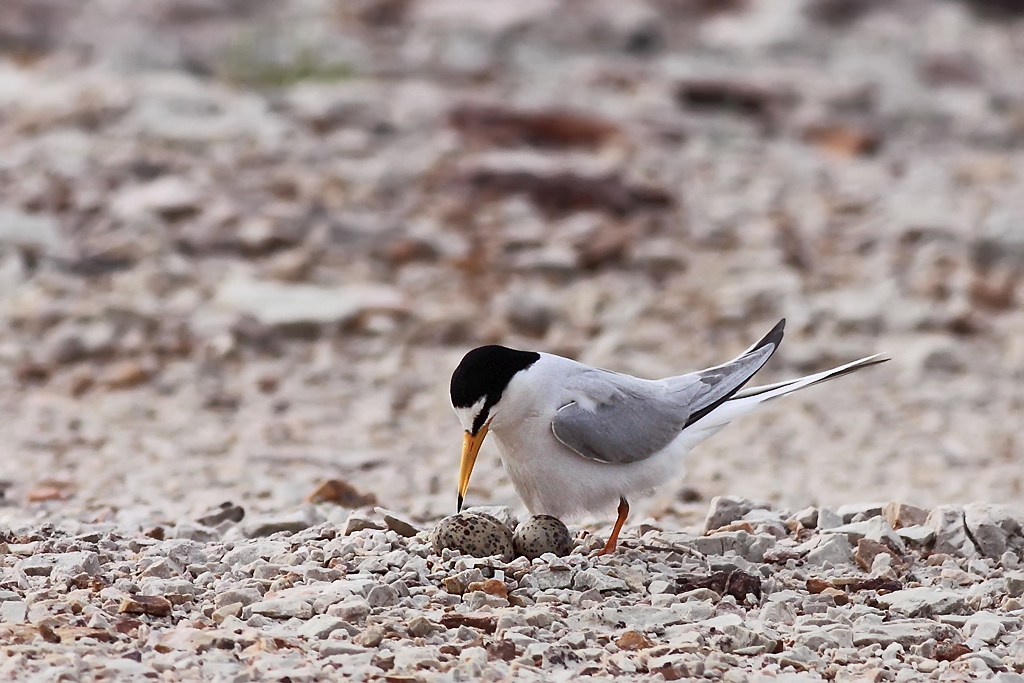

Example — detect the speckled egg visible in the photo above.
[513,515,572,560]
[431,512,514,561]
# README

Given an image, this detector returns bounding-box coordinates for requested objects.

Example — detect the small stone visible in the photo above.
[703,496,771,533]
[0,601,27,623]
[112,177,202,220]
[170,523,218,543]
[431,513,514,561]
[214,588,262,609]
[804,535,854,567]
[836,503,884,523]
[408,615,437,637]
[883,502,929,530]
[856,539,902,572]
[102,360,152,389]
[211,602,242,624]
[513,515,572,560]
[214,275,405,331]
[323,595,368,621]
[616,630,654,651]
[0,208,61,254]
[250,597,313,620]
[366,585,398,608]
[816,508,843,530]
[297,614,351,639]
[933,641,971,662]
[877,587,965,617]
[573,569,629,592]
[196,502,245,527]
[26,481,76,504]
[439,612,498,634]
[927,505,980,558]
[896,525,935,546]
[119,595,172,618]
[306,480,377,507]
[375,507,420,537]
[964,503,1024,559]
[343,511,383,535]
[466,579,508,599]
[793,507,818,528]
[17,555,55,576]
[1005,572,1024,598]
[241,506,326,537]
[356,624,386,647]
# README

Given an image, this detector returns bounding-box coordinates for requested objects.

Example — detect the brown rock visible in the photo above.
[714,521,755,534]
[26,480,76,503]
[439,612,498,634]
[802,122,881,157]
[677,570,762,602]
[855,538,903,572]
[103,360,152,389]
[37,622,61,643]
[459,168,672,218]
[112,617,143,635]
[616,630,654,651]
[833,576,902,593]
[119,595,172,618]
[55,626,116,643]
[305,480,377,508]
[466,579,507,599]
[449,104,621,150]
[806,577,832,594]
[15,360,50,384]
[934,641,971,662]
[677,78,795,127]
[486,639,517,661]
[822,587,850,606]
[882,502,929,530]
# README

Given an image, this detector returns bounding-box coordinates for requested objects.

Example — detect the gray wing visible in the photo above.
[550,319,785,464]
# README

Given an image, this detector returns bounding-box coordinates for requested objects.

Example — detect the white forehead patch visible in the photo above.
[453,396,487,432]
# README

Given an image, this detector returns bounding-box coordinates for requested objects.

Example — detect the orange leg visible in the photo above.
[596,497,629,556]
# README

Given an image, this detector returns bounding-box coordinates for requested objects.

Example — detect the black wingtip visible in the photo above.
[457,494,464,513]
[683,318,787,429]
[758,318,785,353]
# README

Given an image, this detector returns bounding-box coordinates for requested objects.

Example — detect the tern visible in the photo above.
[450,319,886,555]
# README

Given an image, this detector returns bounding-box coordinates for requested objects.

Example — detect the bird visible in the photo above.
[449,318,887,555]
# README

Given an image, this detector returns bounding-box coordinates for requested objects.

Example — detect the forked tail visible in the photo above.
[690,353,889,429]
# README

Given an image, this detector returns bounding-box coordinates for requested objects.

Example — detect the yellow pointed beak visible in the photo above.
[457,422,489,512]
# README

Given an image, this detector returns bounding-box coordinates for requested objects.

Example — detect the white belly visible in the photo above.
[489,426,697,520]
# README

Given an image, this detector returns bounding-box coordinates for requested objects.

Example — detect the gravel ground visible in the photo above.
[1,0,1024,679]
[2,498,1024,682]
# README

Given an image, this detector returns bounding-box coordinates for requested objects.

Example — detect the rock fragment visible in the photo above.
[119,595,172,618]
[927,505,980,558]
[963,503,1024,559]
[877,587,966,617]
[883,501,930,529]
[306,480,377,507]
[703,496,772,533]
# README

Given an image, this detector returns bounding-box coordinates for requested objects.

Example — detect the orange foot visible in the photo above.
[593,497,629,557]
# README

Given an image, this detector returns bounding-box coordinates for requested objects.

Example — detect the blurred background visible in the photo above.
[0,0,1023,533]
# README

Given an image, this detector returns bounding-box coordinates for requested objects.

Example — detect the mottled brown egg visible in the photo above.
[513,515,572,560]
[431,512,514,561]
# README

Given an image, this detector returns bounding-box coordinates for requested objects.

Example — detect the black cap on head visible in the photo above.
[451,346,540,433]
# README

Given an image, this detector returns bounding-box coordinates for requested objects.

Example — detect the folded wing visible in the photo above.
[550,319,786,464]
